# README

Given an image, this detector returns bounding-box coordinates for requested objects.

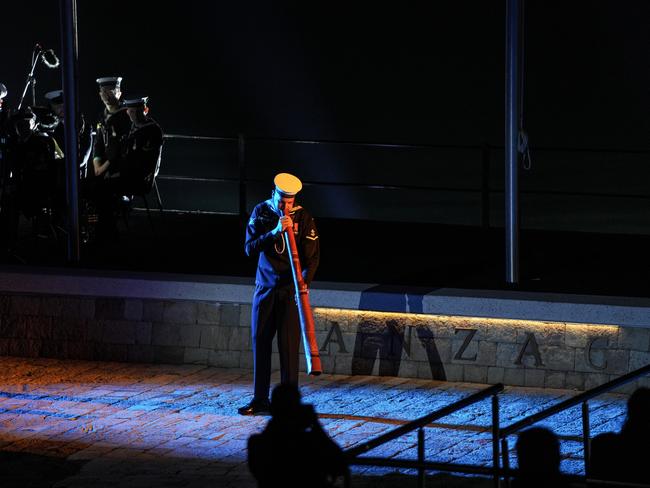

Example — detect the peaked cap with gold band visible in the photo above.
[274,173,302,197]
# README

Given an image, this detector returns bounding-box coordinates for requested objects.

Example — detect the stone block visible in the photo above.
[67,341,93,360]
[197,302,221,325]
[151,323,200,347]
[516,323,565,346]
[618,327,650,352]
[0,316,17,338]
[496,343,520,368]
[95,298,125,320]
[53,317,86,340]
[480,321,518,343]
[22,316,54,340]
[162,302,197,325]
[220,304,240,327]
[102,321,136,344]
[40,296,64,316]
[584,373,609,390]
[135,322,152,345]
[153,345,185,364]
[565,372,585,390]
[183,347,209,365]
[540,346,575,371]
[9,339,43,357]
[429,319,459,339]
[319,355,335,374]
[464,365,488,384]
[544,371,566,389]
[0,337,11,355]
[524,369,546,388]
[124,300,143,321]
[179,325,202,348]
[503,368,525,387]
[10,295,41,316]
[441,363,463,382]
[40,340,68,359]
[409,335,451,364]
[452,329,479,362]
[629,350,650,371]
[239,353,254,370]
[128,345,154,363]
[87,321,103,342]
[487,367,505,384]
[239,304,252,328]
[208,351,241,368]
[475,341,497,366]
[78,299,96,319]
[575,348,630,375]
[142,301,164,322]
[0,295,10,315]
[228,327,248,351]
[396,360,419,379]
[565,325,618,349]
[335,355,353,375]
[94,343,128,362]
[271,352,281,371]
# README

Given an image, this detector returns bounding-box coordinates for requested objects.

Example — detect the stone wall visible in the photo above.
[1,293,649,392]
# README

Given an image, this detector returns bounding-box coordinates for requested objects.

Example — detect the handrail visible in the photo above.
[161,133,650,155]
[500,364,650,438]
[346,383,503,458]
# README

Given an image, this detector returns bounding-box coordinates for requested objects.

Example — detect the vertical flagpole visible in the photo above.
[59,0,81,263]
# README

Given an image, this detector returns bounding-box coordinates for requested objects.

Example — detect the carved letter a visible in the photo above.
[515,333,544,367]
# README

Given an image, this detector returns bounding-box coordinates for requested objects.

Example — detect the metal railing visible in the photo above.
[344,383,504,488]
[499,364,650,487]
[160,132,650,227]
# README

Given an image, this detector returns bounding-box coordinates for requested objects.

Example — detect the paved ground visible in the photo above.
[0,356,630,488]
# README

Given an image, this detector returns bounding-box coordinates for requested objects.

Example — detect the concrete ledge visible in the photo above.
[2,266,650,328]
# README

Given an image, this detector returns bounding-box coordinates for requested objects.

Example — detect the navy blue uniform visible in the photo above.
[245,201,320,402]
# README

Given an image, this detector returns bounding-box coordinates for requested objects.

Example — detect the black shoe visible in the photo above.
[238,399,271,416]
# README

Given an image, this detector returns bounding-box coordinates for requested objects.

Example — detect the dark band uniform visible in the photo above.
[93,77,130,178]
[122,97,163,195]
[244,174,320,404]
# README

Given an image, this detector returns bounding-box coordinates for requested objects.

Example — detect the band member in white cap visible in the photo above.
[239,172,320,416]
[121,96,163,195]
[92,76,130,178]
[89,76,131,239]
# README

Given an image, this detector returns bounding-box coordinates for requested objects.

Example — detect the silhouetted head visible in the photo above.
[270,383,302,419]
[624,387,650,434]
[516,427,561,476]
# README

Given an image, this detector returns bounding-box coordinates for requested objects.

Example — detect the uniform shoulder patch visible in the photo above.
[305,228,319,241]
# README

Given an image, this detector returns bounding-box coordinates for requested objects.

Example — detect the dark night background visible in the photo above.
[1,1,650,291]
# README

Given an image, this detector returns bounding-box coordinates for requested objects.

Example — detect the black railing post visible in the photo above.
[582,401,591,477]
[238,133,247,222]
[418,427,425,488]
[501,437,511,488]
[492,394,500,488]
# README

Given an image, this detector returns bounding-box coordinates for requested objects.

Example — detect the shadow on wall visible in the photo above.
[351,285,446,380]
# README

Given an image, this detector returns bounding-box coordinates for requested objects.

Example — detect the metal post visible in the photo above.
[418,427,425,488]
[501,437,511,488]
[59,0,80,263]
[582,401,591,477]
[492,395,500,488]
[237,133,247,222]
[505,0,521,284]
